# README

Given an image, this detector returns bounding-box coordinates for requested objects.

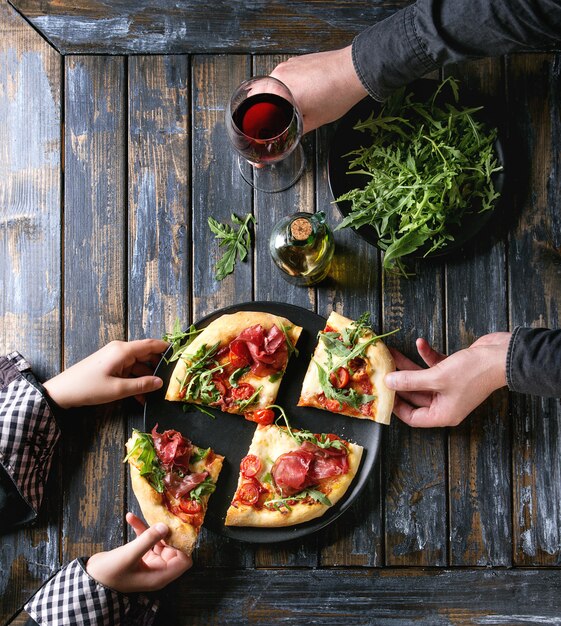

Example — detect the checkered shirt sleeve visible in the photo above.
[24,558,159,626]
[0,352,60,515]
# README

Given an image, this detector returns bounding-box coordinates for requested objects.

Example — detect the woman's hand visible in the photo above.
[270,46,368,133]
[86,513,192,593]
[43,339,168,408]
[385,333,511,427]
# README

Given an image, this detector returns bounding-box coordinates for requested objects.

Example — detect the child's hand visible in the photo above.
[43,339,169,408]
[86,512,192,593]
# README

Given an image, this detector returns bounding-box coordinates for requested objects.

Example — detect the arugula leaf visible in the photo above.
[178,342,222,404]
[163,320,201,363]
[208,213,255,281]
[336,77,502,276]
[123,430,166,493]
[268,371,283,383]
[189,477,216,503]
[265,488,332,512]
[269,405,349,452]
[191,447,210,463]
[229,366,250,388]
[275,320,299,359]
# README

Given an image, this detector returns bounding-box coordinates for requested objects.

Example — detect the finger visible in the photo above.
[126,512,148,538]
[123,522,169,563]
[392,396,434,427]
[416,338,446,368]
[395,388,433,408]
[111,375,163,401]
[385,367,439,393]
[388,347,423,372]
[126,339,170,362]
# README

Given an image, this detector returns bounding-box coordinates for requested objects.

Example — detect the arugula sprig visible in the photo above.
[265,488,332,512]
[336,77,502,276]
[234,385,263,413]
[269,405,348,452]
[190,477,216,503]
[163,319,201,364]
[123,430,166,493]
[178,342,222,404]
[208,213,255,281]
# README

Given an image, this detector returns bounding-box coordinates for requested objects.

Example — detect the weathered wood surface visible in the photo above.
[0,0,61,622]
[155,568,561,626]
[9,0,412,55]
[2,0,561,619]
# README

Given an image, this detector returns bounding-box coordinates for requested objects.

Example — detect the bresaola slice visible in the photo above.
[225,421,363,528]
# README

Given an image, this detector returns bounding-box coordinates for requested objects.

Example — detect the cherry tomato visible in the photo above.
[245,408,275,425]
[324,325,336,333]
[236,481,260,506]
[179,387,187,399]
[231,383,255,401]
[319,393,344,413]
[179,498,202,514]
[329,367,350,389]
[240,454,262,478]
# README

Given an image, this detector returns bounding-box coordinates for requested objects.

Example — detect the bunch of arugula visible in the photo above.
[314,313,398,411]
[208,213,255,281]
[177,342,223,404]
[163,319,201,363]
[337,77,502,276]
[124,430,216,502]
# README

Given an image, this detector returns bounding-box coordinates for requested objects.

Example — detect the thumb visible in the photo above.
[122,522,169,562]
[385,368,438,393]
[112,376,163,400]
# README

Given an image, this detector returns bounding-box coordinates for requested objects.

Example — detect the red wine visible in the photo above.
[231,93,297,163]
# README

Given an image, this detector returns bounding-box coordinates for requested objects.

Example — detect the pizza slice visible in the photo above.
[225,409,363,527]
[125,426,224,555]
[165,311,302,422]
[298,311,395,424]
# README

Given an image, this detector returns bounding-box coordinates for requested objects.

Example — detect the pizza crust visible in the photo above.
[126,433,224,555]
[298,311,395,425]
[165,311,302,410]
[225,424,363,527]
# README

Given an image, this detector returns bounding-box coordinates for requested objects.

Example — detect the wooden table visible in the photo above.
[1,1,560,623]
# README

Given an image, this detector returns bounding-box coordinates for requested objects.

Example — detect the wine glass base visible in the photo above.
[238,144,306,193]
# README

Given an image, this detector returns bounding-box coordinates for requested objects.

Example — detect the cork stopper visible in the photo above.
[290,217,313,241]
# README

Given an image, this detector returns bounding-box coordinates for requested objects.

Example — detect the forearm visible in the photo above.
[507,326,561,397]
[352,0,561,101]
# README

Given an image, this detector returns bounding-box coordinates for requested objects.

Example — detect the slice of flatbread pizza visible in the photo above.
[125,427,224,555]
[165,311,302,421]
[298,311,395,424]
[225,410,363,527]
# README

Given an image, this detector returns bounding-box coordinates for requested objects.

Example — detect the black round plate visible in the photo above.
[144,301,382,544]
[328,79,506,257]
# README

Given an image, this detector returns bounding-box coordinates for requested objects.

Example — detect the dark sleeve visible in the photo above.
[506,326,561,397]
[352,0,561,101]
[0,352,60,531]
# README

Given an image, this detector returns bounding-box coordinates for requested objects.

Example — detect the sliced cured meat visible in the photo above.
[164,471,209,499]
[151,425,192,470]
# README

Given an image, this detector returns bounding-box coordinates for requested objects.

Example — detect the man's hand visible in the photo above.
[385,333,511,427]
[270,46,368,134]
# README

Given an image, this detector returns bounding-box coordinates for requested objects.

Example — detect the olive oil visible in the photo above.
[269,212,334,286]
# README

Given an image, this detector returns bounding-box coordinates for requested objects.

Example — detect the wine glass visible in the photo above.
[225,76,305,193]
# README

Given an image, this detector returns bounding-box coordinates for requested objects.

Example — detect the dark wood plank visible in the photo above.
[61,55,127,562]
[126,54,191,525]
[508,53,561,565]
[252,53,318,569]
[383,263,448,566]
[10,0,410,55]
[0,0,61,620]
[190,54,254,567]
[444,59,512,566]
[155,568,561,625]
[316,121,384,567]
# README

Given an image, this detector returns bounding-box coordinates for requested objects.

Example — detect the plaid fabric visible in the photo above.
[0,352,60,515]
[25,558,159,626]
